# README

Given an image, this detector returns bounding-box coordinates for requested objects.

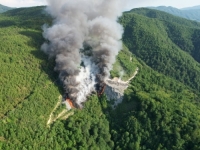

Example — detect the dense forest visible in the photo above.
[0,6,200,150]
[121,8,200,91]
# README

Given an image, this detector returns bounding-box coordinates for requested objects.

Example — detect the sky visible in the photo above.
[0,0,46,8]
[0,0,199,10]
[126,0,200,9]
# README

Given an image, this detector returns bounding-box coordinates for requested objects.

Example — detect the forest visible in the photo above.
[149,6,200,22]
[0,6,200,150]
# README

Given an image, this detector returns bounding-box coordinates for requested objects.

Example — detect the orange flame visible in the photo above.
[98,85,106,97]
[66,99,75,108]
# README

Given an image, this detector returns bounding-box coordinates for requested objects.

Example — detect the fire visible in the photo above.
[98,84,106,97]
[66,99,75,108]
[42,0,124,107]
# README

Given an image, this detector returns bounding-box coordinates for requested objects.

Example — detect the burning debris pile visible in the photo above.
[41,0,126,108]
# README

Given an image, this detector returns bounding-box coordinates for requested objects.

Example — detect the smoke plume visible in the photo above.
[41,0,124,107]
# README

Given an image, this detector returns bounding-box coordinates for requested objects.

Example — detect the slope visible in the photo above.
[0,6,64,149]
[109,62,200,150]
[182,5,200,10]
[0,6,200,150]
[149,6,200,22]
[0,4,14,13]
[121,8,200,91]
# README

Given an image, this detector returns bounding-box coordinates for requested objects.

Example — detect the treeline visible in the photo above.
[0,6,51,30]
[149,6,200,22]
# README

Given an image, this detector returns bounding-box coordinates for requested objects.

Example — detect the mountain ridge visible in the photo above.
[149,5,200,21]
[0,4,14,13]
[181,5,200,10]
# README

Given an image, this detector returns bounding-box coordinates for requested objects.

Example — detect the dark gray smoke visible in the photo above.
[41,0,125,106]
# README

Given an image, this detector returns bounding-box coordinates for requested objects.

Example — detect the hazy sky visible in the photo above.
[0,0,46,8]
[126,0,200,9]
[0,0,199,9]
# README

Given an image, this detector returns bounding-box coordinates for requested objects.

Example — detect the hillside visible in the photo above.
[122,8,200,91]
[149,6,200,22]
[0,4,14,13]
[182,5,200,10]
[0,7,200,150]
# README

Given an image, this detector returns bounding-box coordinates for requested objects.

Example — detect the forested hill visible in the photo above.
[0,4,14,13]
[149,6,200,22]
[122,8,200,91]
[0,6,200,150]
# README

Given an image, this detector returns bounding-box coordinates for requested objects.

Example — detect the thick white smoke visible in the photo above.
[75,56,98,106]
[41,0,125,107]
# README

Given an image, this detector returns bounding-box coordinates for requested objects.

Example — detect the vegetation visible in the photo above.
[149,6,200,22]
[110,65,200,150]
[0,4,14,13]
[121,8,200,91]
[110,45,139,80]
[0,6,200,150]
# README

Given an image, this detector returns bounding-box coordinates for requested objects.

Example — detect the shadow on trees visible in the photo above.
[32,49,64,94]
[19,30,64,94]
[19,30,44,47]
[0,20,16,27]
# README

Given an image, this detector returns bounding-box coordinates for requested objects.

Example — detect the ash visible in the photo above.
[104,68,139,106]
